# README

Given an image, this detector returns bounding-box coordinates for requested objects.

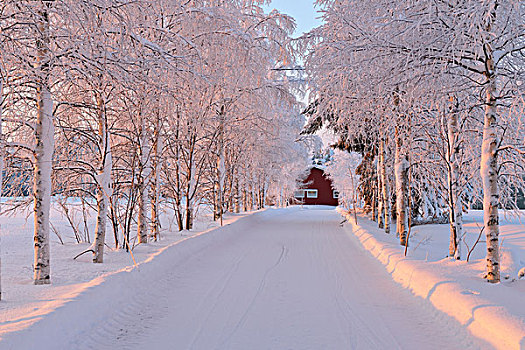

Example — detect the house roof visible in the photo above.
[310,164,326,171]
[297,164,331,185]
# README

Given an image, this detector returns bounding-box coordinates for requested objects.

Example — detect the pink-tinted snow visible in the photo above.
[1,206,489,349]
[339,208,525,349]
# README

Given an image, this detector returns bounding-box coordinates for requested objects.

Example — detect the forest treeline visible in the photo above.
[303,0,525,283]
[0,0,307,286]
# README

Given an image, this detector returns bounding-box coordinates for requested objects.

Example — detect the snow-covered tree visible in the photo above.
[0,0,308,290]
[305,0,525,281]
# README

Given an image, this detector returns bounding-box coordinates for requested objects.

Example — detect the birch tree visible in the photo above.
[0,37,5,299]
[1,0,307,290]
[33,0,55,284]
[305,0,525,280]
[383,0,524,281]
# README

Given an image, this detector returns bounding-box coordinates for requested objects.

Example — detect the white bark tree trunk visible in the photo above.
[234,179,241,213]
[0,78,4,298]
[137,116,150,244]
[250,184,256,211]
[33,2,54,284]
[151,128,162,240]
[478,4,501,283]
[261,182,268,209]
[380,138,391,234]
[394,127,408,246]
[185,140,195,230]
[481,53,500,283]
[446,105,462,260]
[218,148,225,220]
[137,182,148,243]
[377,143,384,229]
[215,109,225,224]
[243,186,248,212]
[93,94,112,263]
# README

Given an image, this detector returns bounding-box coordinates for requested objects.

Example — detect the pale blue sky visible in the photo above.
[262,0,323,37]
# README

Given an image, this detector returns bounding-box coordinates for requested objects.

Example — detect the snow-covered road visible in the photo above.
[4,207,488,349]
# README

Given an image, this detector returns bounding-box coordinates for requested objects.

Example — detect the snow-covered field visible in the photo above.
[1,206,491,349]
[339,208,525,349]
[0,200,253,343]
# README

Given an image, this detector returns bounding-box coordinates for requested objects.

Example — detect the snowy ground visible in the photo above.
[0,200,253,344]
[339,208,525,350]
[408,210,525,279]
[1,206,490,349]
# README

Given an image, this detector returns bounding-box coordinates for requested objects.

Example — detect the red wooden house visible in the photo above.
[294,166,339,206]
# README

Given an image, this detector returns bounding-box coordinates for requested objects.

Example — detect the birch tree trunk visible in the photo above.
[151,185,159,240]
[137,118,150,244]
[380,138,391,234]
[151,128,162,240]
[394,127,408,246]
[33,1,54,284]
[243,187,248,212]
[251,180,256,210]
[234,179,240,213]
[376,153,384,228]
[0,78,4,298]
[137,180,148,243]
[478,4,501,283]
[371,183,377,221]
[264,182,268,207]
[215,109,225,224]
[185,148,195,230]
[446,107,462,260]
[93,94,112,263]
[481,57,500,283]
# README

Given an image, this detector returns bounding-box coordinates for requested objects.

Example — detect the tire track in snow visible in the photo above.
[187,251,248,349]
[218,244,288,348]
[77,271,174,350]
[315,214,400,349]
[27,207,491,350]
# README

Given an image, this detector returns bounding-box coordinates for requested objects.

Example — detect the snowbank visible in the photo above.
[338,208,525,350]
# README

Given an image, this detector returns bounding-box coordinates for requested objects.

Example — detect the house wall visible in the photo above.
[302,168,338,206]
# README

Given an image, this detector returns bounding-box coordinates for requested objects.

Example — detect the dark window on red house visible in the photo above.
[295,167,339,206]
